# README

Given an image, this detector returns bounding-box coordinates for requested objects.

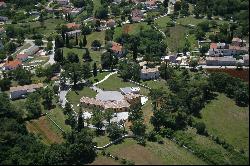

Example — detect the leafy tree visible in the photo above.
[79,40,83,49]
[64,102,73,115]
[42,87,54,110]
[189,59,198,70]
[93,62,98,77]
[83,35,87,47]
[61,63,83,87]
[11,68,32,86]
[130,120,146,137]
[195,122,207,135]
[25,92,42,119]
[34,39,43,46]
[199,44,209,56]
[91,40,101,48]
[46,41,53,51]
[104,109,114,124]
[0,78,11,91]
[77,109,84,132]
[82,62,92,79]
[91,110,104,133]
[67,52,79,63]
[54,48,64,63]
[235,88,249,106]
[95,8,108,19]
[83,48,92,62]
[106,122,123,141]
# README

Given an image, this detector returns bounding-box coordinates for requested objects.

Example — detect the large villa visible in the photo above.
[80,87,142,112]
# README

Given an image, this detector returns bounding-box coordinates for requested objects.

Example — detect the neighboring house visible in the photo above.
[23,45,40,56]
[162,55,177,63]
[9,83,43,100]
[243,54,249,66]
[0,2,7,9]
[0,27,5,34]
[140,66,160,80]
[66,30,81,37]
[111,42,126,58]
[4,60,22,70]
[106,19,116,28]
[70,8,83,16]
[231,37,247,47]
[66,22,81,30]
[16,54,29,62]
[0,16,8,22]
[120,87,140,95]
[206,56,237,66]
[54,0,69,6]
[208,42,237,56]
[131,9,144,22]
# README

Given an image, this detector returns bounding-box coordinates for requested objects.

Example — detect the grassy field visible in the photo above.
[97,74,134,91]
[26,116,64,145]
[166,25,198,52]
[114,22,151,40]
[155,16,171,29]
[199,93,249,155]
[66,87,97,110]
[89,71,112,83]
[15,18,66,37]
[176,16,228,26]
[103,138,206,165]
[47,106,72,133]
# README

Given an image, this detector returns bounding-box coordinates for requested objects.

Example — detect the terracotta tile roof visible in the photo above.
[16,54,28,60]
[66,22,81,29]
[4,60,22,68]
[210,43,218,49]
[112,42,123,52]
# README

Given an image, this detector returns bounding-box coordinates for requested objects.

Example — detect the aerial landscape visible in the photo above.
[0,0,249,165]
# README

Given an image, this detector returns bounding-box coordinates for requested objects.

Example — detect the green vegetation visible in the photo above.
[97,74,134,91]
[66,87,97,110]
[200,93,249,155]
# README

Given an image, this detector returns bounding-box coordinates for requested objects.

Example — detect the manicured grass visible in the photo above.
[15,18,66,37]
[114,22,151,40]
[105,138,206,165]
[94,135,110,147]
[200,93,249,155]
[86,31,106,48]
[26,116,64,145]
[63,47,102,66]
[155,16,171,29]
[47,106,72,133]
[90,155,120,165]
[147,139,207,165]
[89,71,112,83]
[176,16,229,26]
[142,79,168,90]
[93,0,101,13]
[66,87,97,110]
[184,127,247,165]
[12,43,32,57]
[97,74,134,91]
[166,25,198,52]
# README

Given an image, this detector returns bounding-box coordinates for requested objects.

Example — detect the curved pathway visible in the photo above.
[93,71,118,86]
[94,134,136,150]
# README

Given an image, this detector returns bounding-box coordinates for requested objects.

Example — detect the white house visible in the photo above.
[9,83,44,100]
[140,66,160,80]
[206,57,237,66]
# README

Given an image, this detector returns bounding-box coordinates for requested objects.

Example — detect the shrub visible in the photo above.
[147,130,157,142]
[101,150,106,156]
[195,122,207,135]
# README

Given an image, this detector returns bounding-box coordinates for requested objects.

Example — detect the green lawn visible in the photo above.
[66,87,97,110]
[142,79,168,90]
[200,93,249,156]
[155,16,171,29]
[166,25,198,52]
[104,138,206,165]
[114,22,151,40]
[15,18,66,37]
[89,71,112,83]
[47,106,71,133]
[176,16,229,26]
[86,31,106,48]
[12,43,32,57]
[97,74,134,91]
